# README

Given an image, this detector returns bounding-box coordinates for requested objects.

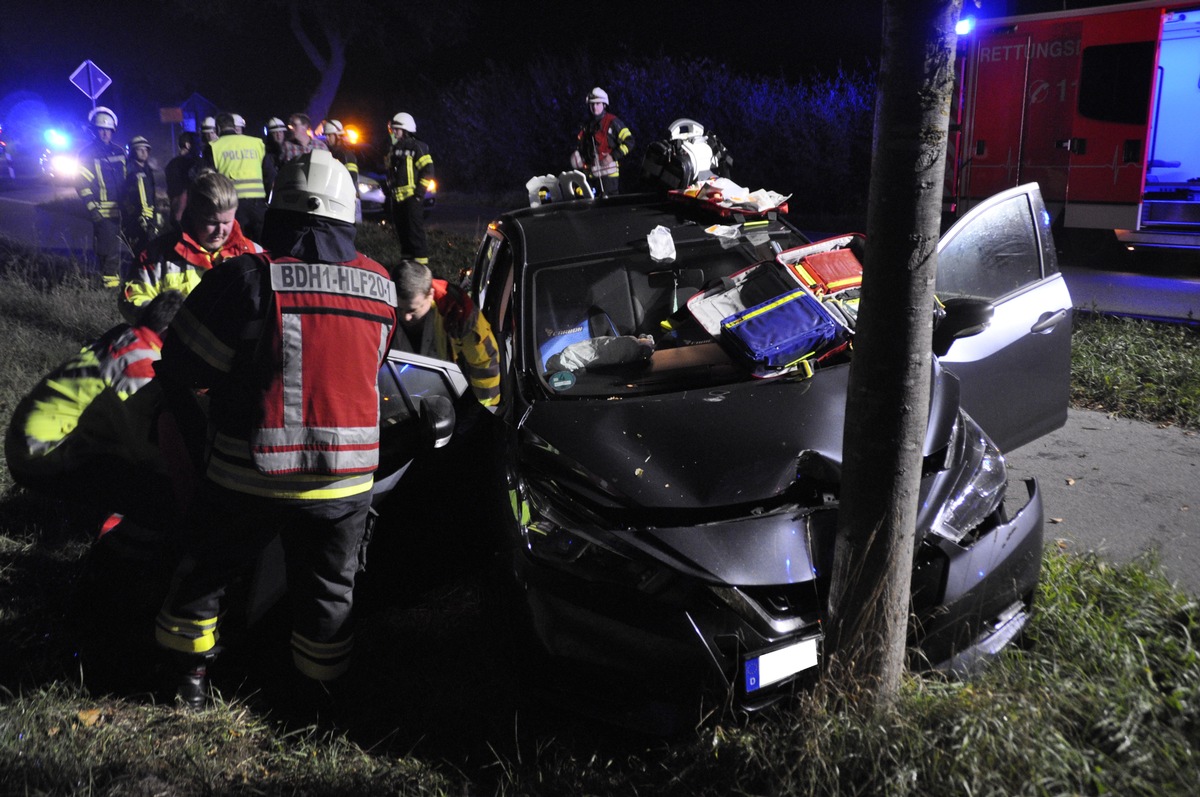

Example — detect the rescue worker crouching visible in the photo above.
[393,260,501,410]
[153,149,398,712]
[5,291,186,528]
[119,169,262,324]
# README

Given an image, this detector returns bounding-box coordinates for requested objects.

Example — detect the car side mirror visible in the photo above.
[933,296,994,357]
[420,395,456,449]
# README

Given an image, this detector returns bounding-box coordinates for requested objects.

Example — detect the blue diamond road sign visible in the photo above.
[69,60,112,101]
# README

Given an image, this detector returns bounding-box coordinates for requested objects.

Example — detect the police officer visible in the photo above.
[77,106,127,286]
[153,150,397,711]
[384,112,436,264]
[204,112,268,240]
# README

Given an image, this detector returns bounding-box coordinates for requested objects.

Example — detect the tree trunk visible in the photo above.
[288,2,347,125]
[823,0,962,709]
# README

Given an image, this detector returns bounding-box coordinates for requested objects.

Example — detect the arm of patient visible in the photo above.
[546,335,655,372]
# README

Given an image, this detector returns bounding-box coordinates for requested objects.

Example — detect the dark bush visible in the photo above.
[427,54,876,218]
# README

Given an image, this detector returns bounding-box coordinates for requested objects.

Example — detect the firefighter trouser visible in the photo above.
[155,480,372,681]
[389,196,428,263]
[92,216,125,283]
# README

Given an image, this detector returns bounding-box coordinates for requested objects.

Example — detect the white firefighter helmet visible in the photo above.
[389,112,416,134]
[587,87,609,106]
[127,135,151,154]
[88,106,118,130]
[269,148,356,225]
[322,119,344,136]
[201,116,216,133]
[266,117,287,134]
[232,113,246,130]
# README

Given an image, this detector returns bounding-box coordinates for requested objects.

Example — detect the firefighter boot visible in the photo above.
[169,652,215,711]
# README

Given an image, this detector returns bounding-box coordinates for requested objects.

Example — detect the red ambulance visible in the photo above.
[948,1,1200,254]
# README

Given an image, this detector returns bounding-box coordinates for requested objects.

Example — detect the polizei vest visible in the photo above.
[250,255,397,476]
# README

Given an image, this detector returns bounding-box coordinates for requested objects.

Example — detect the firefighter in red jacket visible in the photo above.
[153,149,397,711]
[571,87,635,197]
[392,260,501,409]
[119,169,262,323]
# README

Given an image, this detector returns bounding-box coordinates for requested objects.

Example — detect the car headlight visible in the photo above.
[931,412,1007,543]
[50,154,79,178]
[519,480,671,591]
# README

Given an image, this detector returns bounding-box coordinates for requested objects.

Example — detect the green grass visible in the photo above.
[1071,313,1200,430]
[2,237,1199,795]
[354,220,480,284]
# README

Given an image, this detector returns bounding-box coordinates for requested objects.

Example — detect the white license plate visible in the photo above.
[744,636,820,693]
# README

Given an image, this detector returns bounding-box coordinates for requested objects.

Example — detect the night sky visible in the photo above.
[0,0,1148,157]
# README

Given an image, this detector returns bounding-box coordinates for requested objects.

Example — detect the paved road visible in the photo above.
[0,181,93,261]
[1007,408,1200,596]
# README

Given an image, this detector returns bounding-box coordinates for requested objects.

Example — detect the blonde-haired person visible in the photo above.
[119,169,262,323]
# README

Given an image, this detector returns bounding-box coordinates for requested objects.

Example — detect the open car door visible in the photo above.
[373,349,468,503]
[935,183,1073,453]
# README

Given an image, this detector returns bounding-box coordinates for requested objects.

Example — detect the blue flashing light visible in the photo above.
[956,17,975,35]
[44,128,71,150]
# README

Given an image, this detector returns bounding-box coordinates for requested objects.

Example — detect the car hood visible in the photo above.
[520,361,960,511]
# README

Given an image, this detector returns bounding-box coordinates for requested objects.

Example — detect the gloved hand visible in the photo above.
[570,150,584,170]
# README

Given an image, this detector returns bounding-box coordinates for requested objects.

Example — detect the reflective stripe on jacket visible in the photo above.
[121,163,158,226]
[119,221,262,323]
[397,279,500,407]
[576,112,634,177]
[77,141,127,219]
[158,250,397,500]
[249,258,397,476]
[208,134,268,199]
[13,324,163,459]
[385,136,434,202]
[330,145,359,181]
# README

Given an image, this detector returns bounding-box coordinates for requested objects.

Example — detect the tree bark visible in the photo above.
[823,0,962,709]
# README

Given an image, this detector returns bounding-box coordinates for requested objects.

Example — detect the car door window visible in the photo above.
[936,193,1043,300]
[377,354,468,466]
[935,184,1073,452]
